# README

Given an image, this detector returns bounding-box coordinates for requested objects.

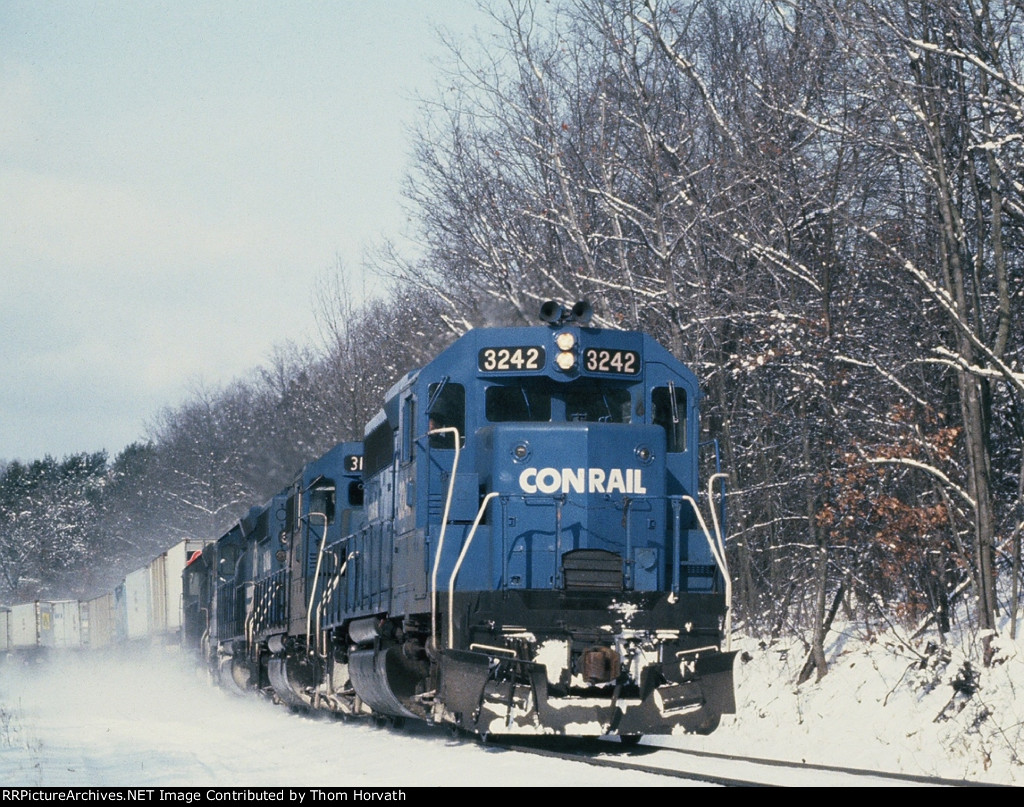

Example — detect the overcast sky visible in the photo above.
[1,1,491,463]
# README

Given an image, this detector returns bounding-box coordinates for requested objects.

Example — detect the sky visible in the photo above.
[0,2,492,463]
[1,624,1020,786]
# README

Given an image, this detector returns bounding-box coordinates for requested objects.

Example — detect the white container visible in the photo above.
[83,593,116,649]
[9,602,41,649]
[47,600,82,648]
[122,566,152,641]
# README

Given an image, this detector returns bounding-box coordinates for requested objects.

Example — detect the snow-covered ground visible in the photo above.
[668,621,1023,786]
[1,618,1020,787]
[0,649,683,788]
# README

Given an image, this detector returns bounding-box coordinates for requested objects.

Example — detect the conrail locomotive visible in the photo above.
[2,302,737,742]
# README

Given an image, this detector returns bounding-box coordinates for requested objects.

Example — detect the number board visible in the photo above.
[583,347,641,375]
[477,346,546,372]
[344,454,364,473]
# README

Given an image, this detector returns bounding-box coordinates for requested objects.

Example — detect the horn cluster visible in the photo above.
[539,300,593,325]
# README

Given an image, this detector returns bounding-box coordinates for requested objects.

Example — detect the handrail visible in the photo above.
[427,479,732,651]
[680,490,732,652]
[248,581,279,655]
[314,549,337,658]
[318,547,355,657]
[706,472,731,586]
[199,608,210,658]
[447,492,499,648]
[304,512,329,655]
[244,589,252,650]
[427,426,461,653]
[623,497,633,589]
[244,595,253,654]
[671,498,682,594]
[251,568,288,632]
[469,642,517,657]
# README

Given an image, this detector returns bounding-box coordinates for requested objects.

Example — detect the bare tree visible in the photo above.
[797,0,1024,652]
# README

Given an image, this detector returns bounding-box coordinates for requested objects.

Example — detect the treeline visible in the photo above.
[0,291,453,601]
[396,0,1024,665]
[2,1,1022,672]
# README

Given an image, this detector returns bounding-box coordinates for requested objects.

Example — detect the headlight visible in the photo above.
[556,351,576,371]
[555,331,575,351]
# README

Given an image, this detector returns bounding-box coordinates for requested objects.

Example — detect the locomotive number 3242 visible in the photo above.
[584,348,640,375]
[478,346,545,372]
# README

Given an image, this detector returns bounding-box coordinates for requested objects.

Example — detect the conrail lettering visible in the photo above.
[518,467,647,495]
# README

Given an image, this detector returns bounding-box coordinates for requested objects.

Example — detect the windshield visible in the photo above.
[486,382,631,423]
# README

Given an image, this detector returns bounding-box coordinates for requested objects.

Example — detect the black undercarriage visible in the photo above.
[223,588,736,738]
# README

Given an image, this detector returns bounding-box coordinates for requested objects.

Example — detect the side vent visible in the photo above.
[562,549,623,592]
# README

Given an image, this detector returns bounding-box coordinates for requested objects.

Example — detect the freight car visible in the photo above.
[116,539,204,646]
[0,600,82,660]
[1,540,203,659]
[183,302,736,740]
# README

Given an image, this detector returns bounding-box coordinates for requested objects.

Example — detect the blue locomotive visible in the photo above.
[184,302,736,740]
[183,441,366,700]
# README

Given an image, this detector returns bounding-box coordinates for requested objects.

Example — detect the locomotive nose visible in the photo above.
[484,421,668,592]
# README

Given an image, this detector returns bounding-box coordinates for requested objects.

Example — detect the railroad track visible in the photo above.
[486,736,1003,787]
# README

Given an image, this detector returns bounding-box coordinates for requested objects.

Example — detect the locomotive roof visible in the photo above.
[364,323,697,437]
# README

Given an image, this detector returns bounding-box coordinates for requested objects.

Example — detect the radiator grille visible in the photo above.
[562,549,623,591]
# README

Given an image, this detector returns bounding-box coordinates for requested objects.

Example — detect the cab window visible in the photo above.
[309,481,336,524]
[486,385,552,422]
[564,386,631,423]
[652,386,687,452]
[402,397,416,462]
[427,382,465,449]
[364,421,394,477]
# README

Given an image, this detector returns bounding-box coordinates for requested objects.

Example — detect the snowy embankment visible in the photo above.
[666,623,1023,786]
[0,621,1020,786]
